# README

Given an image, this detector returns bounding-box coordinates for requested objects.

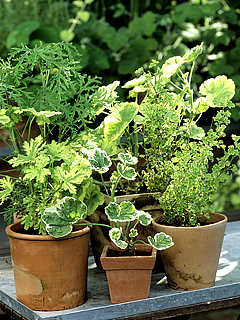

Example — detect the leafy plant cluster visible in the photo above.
[123,43,240,226]
[0,42,114,233]
[41,148,174,253]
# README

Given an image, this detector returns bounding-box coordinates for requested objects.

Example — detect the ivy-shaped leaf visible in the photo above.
[129,228,138,238]
[137,210,152,226]
[117,162,137,180]
[109,227,128,249]
[148,232,174,250]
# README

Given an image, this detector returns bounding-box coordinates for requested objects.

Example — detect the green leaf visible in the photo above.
[6,30,29,49]
[199,75,235,107]
[129,11,156,36]
[129,228,138,238]
[189,124,205,140]
[84,183,104,215]
[118,153,138,166]
[103,102,139,143]
[0,177,14,204]
[77,11,90,22]
[53,157,92,194]
[105,201,137,222]
[148,232,174,250]
[137,211,152,226]
[60,29,75,42]
[23,156,51,183]
[46,224,72,238]
[88,148,112,173]
[15,21,40,35]
[161,56,183,80]
[109,227,128,249]
[105,202,121,222]
[182,42,203,62]
[42,197,87,238]
[117,163,137,180]
[9,136,44,167]
[56,197,87,223]
[0,110,10,126]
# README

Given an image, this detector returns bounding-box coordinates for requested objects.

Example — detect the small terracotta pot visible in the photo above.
[6,221,90,311]
[152,212,227,291]
[100,244,157,304]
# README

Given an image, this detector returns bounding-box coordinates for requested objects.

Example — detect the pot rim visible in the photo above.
[5,220,90,241]
[153,212,227,230]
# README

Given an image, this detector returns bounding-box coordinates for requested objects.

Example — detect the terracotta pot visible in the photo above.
[88,192,162,268]
[6,221,90,311]
[152,212,227,291]
[100,244,157,304]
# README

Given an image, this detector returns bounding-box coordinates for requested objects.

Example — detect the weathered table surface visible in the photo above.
[0,220,240,320]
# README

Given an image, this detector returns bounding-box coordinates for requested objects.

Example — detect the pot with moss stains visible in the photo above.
[6,221,90,311]
[152,212,227,291]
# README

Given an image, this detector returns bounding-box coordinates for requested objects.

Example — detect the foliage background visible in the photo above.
[1,0,240,211]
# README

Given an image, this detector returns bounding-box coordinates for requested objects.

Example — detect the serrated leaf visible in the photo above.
[118,153,138,166]
[109,227,128,249]
[56,197,87,223]
[137,210,152,226]
[199,75,235,107]
[46,224,72,238]
[129,228,138,238]
[117,162,137,180]
[0,176,14,204]
[42,197,87,238]
[23,156,51,183]
[193,97,209,113]
[148,232,174,250]
[9,136,44,167]
[88,148,112,173]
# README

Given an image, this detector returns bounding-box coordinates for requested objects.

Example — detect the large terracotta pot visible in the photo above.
[100,244,157,304]
[88,192,161,268]
[152,212,227,291]
[6,221,90,311]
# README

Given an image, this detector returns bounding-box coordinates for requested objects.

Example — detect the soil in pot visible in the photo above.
[152,212,227,291]
[6,221,90,311]
[100,244,157,304]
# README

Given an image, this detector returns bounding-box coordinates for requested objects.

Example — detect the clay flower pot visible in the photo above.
[100,244,157,304]
[6,221,90,311]
[152,212,227,291]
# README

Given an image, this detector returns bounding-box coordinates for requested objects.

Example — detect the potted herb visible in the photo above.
[125,43,240,290]
[0,43,106,310]
[69,148,173,304]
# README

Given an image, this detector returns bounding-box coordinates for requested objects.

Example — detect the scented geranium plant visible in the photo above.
[0,42,114,234]
[42,148,174,252]
[122,43,240,227]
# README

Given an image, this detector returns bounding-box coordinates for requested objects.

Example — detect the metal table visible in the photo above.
[0,220,240,320]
